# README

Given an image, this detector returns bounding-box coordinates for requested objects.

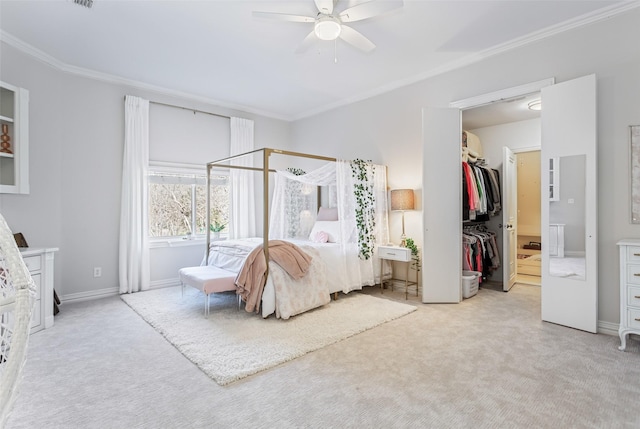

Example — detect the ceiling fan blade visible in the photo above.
[339,0,403,23]
[295,31,318,54]
[252,11,315,23]
[339,25,375,52]
[314,0,334,15]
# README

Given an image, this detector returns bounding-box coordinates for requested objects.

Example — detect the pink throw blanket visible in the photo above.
[235,240,312,313]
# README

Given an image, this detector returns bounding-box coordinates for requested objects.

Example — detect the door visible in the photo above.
[502,147,517,291]
[541,74,598,333]
[422,107,462,303]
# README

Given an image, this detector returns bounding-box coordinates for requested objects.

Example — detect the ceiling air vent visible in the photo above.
[73,0,93,8]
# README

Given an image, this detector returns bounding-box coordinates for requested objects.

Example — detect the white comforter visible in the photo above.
[205,239,330,319]
[205,238,388,318]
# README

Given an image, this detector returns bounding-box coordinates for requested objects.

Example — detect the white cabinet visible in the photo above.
[20,247,58,333]
[0,81,29,194]
[616,239,640,351]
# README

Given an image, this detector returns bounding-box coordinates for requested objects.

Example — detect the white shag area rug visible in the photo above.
[121,286,416,385]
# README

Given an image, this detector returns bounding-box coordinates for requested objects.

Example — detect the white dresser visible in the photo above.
[616,239,640,351]
[19,247,58,334]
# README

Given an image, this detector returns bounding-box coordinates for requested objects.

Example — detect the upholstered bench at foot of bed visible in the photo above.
[178,266,239,317]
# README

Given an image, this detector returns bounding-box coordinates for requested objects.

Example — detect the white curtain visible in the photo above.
[336,160,389,289]
[119,95,150,294]
[229,117,256,239]
[270,159,389,291]
[269,162,336,240]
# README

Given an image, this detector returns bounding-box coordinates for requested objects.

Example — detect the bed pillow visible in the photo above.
[316,207,338,221]
[309,221,341,243]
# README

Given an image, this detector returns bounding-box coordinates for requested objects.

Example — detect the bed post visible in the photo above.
[263,149,271,274]
[206,162,212,263]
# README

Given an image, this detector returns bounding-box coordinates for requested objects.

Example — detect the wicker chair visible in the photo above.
[0,214,36,426]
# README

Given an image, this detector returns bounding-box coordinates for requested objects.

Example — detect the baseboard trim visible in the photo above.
[150,278,181,289]
[61,287,119,303]
[598,320,618,336]
[59,279,181,303]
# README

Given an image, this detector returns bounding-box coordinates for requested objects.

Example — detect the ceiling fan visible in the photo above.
[253,0,403,53]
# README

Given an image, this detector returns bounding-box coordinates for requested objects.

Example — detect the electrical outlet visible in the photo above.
[93,267,102,278]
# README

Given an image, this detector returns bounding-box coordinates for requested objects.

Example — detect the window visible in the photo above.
[148,170,229,239]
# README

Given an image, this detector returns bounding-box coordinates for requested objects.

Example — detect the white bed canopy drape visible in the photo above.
[229,117,256,239]
[269,159,389,290]
[269,162,336,240]
[119,95,150,294]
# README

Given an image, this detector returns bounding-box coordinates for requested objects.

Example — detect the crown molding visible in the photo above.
[292,1,640,120]
[3,1,639,123]
[0,30,292,122]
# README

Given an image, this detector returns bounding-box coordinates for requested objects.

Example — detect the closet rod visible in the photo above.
[149,100,231,120]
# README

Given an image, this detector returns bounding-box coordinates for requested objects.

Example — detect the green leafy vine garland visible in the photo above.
[350,159,376,260]
[286,167,306,176]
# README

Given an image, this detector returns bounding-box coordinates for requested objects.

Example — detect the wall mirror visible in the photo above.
[548,154,586,280]
[631,125,640,223]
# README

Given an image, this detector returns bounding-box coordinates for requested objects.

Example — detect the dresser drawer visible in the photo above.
[628,308,640,330]
[22,255,41,272]
[628,286,640,309]
[378,246,411,262]
[626,264,640,285]
[30,299,42,329]
[32,273,41,300]
[627,246,640,263]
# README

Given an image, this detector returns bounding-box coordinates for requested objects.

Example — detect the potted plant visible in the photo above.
[210,220,226,239]
[404,238,421,272]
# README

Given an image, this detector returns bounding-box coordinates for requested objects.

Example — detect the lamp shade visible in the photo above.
[390,189,415,211]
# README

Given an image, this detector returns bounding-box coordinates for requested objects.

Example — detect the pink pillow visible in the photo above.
[317,207,338,221]
[312,231,329,243]
[309,221,340,243]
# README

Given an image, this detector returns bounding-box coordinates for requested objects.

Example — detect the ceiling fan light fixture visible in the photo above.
[528,99,542,111]
[314,16,342,40]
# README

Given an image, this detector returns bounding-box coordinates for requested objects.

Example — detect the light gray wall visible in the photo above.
[0,42,291,301]
[291,9,640,325]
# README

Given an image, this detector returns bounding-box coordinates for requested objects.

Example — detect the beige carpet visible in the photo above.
[121,286,416,385]
[7,285,640,428]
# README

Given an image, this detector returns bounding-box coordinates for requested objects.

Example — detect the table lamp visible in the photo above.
[390,189,415,247]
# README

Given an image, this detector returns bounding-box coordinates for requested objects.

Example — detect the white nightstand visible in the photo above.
[378,245,419,299]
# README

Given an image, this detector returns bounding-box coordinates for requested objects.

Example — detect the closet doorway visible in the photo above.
[422,75,598,333]
[513,149,541,286]
[461,96,542,292]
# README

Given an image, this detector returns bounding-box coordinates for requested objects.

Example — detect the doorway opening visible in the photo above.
[461,93,542,291]
[514,149,541,286]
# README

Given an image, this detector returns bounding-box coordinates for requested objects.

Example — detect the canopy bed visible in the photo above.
[204,148,390,319]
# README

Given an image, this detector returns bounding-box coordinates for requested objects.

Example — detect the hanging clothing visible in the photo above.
[462,161,501,221]
[462,227,500,280]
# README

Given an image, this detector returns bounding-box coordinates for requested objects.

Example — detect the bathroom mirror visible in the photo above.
[548,154,586,280]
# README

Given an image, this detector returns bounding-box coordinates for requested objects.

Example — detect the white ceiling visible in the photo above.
[0,0,635,121]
